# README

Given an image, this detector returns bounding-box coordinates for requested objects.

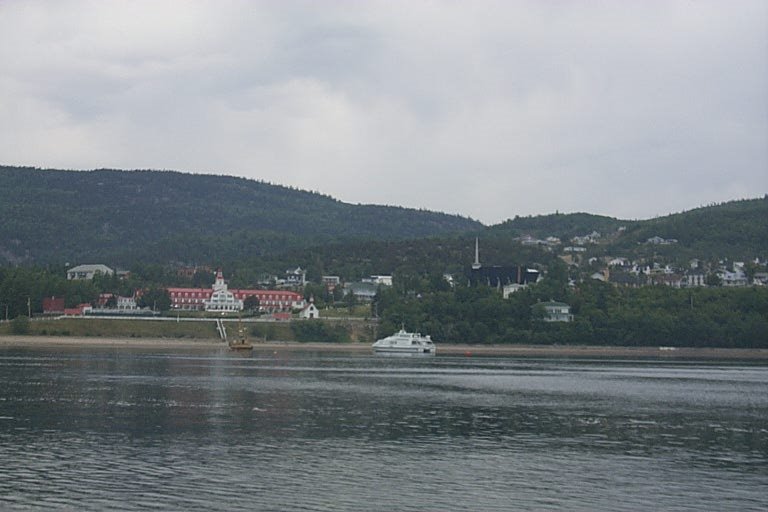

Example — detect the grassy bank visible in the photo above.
[0,317,375,343]
[0,318,221,339]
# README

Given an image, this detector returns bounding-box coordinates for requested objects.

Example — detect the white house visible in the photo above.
[67,264,114,280]
[683,269,707,287]
[345,282,379,301]
[363,275,393,286]
[535,300,574,322]
[116,296,138,310]
[285,267,306,287]
[646,236,678,245]
[721,269,748,287]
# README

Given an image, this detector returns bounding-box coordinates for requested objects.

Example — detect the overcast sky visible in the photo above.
[1,1,766,225]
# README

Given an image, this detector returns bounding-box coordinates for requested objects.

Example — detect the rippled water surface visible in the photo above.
[0,345,766,511]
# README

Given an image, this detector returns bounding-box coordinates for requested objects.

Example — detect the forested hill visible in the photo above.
[487,197,768,261]
[489,212,626,240]
[0,166,482,265]
[606,198,768,259]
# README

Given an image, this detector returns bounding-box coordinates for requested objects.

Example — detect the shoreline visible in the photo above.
[1,335,767,360]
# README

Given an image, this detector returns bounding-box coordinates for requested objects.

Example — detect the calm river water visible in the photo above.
[0,345,766,511]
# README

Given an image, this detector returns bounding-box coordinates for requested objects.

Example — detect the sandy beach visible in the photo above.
[1,335,767,360]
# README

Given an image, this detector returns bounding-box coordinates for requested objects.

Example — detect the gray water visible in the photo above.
[0,345,766,511]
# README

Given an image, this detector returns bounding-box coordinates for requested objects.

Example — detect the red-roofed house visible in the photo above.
[42,297,65,315]
[64,303,93,316]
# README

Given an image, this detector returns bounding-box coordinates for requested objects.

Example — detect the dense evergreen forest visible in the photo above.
[0,166,482,265]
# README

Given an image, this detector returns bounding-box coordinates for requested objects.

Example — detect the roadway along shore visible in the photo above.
[1,336,767,360]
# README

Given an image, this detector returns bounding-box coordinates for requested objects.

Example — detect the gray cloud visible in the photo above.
[1,0,766,224]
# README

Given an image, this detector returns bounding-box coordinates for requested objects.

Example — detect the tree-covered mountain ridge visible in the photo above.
[488,196,768,261]
[0,166,483,265]
[1,165,765,267]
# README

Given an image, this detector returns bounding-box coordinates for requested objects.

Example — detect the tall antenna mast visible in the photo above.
[472,237,482,270]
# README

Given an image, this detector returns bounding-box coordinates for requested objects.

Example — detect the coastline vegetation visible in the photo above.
[375,276,768,348]
[1,262,766,348]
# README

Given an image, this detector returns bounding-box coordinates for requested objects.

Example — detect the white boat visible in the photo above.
[372,328,436,354]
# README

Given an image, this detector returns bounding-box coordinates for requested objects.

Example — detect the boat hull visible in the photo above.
[228,342,253,350]
[373,346,435,354]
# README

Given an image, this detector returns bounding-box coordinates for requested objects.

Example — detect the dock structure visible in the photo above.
[216,319,227,341]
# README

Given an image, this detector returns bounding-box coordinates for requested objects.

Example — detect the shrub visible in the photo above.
[10,315,30,335]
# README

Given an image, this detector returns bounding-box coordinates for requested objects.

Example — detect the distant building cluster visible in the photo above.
[51,230,765,324]
[56,263,397,318]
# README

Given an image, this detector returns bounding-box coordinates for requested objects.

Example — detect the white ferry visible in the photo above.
[372,328,436,354]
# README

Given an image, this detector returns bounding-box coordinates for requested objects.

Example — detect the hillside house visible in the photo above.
[649,274,684,288]
[363,275,393,286]
[571,232,601,245]
[322,276,341,291]
[535,301,574,322]
[720,269,748,287]
[345,282,379,302]
[67,264,114,280]
[285,267,306,287]
[646,236,678,245]
[683,269,707,287]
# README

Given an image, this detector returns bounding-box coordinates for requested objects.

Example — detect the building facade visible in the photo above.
[536,301,574,322]
[67,264,114,280]
[168,270,305,313]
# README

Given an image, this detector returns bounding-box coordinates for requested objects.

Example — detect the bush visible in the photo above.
[291,320,349,343]
[10,315,30,335]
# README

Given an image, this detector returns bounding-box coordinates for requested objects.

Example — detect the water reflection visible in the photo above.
[0,346,766,511]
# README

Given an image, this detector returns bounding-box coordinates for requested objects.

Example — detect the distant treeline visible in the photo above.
[375,265,768,348]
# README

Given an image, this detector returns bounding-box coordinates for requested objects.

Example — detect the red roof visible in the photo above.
[42,297,65,313]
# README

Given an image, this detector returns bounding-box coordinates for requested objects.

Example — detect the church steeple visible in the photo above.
[472,237,482,270]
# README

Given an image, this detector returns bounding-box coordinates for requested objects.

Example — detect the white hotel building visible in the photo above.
[168,270,305,313]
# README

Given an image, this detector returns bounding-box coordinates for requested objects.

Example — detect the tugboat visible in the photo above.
[228,321,253,351]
